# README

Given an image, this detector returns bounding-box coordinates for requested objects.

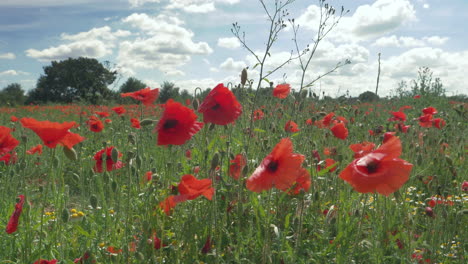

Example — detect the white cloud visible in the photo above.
[424,36,449,46]
[0,52,16,60]
[61,26,131,42]
[374,35,449,48]
[165,0,240,13]
[128,0,161,8]
[119,13,212,74]
[166,0,215,13]
[423,4,429,9]
[220,57,246,72]
[350,0,416,38]
[0,70,29,76]
[217,37,241,49]
[25,40,112,61]
[26,26,130,61]
[0,0,93,6]
[296,0,416,42]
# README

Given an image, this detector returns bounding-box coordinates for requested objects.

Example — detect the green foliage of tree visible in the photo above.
[26,57,117,104]
[119,77,147,93]
[0,83,26,106]
[394,67,445,98]
[158,81,180,103]
[358,91,380,102]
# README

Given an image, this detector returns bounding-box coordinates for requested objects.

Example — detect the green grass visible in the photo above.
[0,93,466,263]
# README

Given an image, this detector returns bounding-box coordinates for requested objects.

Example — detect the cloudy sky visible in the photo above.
[0,0,466,97]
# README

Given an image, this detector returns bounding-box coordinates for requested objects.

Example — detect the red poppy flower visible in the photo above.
[87,116,104,132]
[178,174,214,200]
[325,158,337,172]
[93,146,123,173]
[20,118,81,148]
[121,87,159,106]
[112,106,126,115]
[422,106,437,115]
[33,259,58,264]
[305,118,313,125]
[95,111,110,118]
[73,252,90,264]
[462,181,468,192]
[383,132,397,143]
[159,195,188,215]
[156,99,203,146]
[339,137,413,196]
[330,122,348,140]
[107,246,123,255]
[349,142,375,158]
[153,234,168,249]
[413,95,421,99]
[388,111,406,122]
[418,114,433,127]
[10,116,18,122]
[0,126,20,155]
[253,109,264,121]
[60,132,85,149]
[229,154,247,180]
[273,83,291,99]
[130,118,141,129]
[246,138,311,193]
[0,152,16,165]
[198,83,242,125]
[26,144,43,155]
[201,235,213,254]
[6,195,25,234]
[432,118,446,129]
[285,120,300,132]
[395,123,410,133]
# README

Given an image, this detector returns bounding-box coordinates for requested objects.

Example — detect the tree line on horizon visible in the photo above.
[0,57,462,107]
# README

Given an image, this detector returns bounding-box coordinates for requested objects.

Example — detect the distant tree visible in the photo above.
[119,77,147,93]
[159,81,180,103]
[27,57,117,104]
[358,91,379,102]
[0,83,26,106]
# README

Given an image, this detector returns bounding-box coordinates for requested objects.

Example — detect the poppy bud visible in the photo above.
[192,99,199,111]
[241,68,248,86]
[112,180,118,192]
[61,208,70,223]
[111,147,119,163]
[211,152,220,170]
[63,146,77,161]
[21,134,28,143]
[140,119,154,126]
[90,195,98,209]
[128,133,136,145]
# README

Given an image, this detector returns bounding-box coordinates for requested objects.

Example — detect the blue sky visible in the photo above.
[0,0,467,97]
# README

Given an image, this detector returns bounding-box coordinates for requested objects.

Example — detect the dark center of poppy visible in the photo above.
[164,119,178,129]
[267,160,279,172]
[211,103,220,110]
[366,160,379,173]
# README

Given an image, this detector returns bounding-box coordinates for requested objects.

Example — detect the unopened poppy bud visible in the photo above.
[139,119,154,126]
[111,147,119,162]
[53,155,60,167]
[211,152,220,170]
[445,155,453,167]
[241,68,248,86]
[192,99,199,111]
[128,133,136,145]
[90,195,98,209]
[72,173,80,183]
[21,134,28,143]
[61,208,70,222]
[136,155,142,168]
[63,146,77,161]
[112,180,118,192]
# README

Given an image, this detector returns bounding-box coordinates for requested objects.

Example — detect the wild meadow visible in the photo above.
[0,85,467,263]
